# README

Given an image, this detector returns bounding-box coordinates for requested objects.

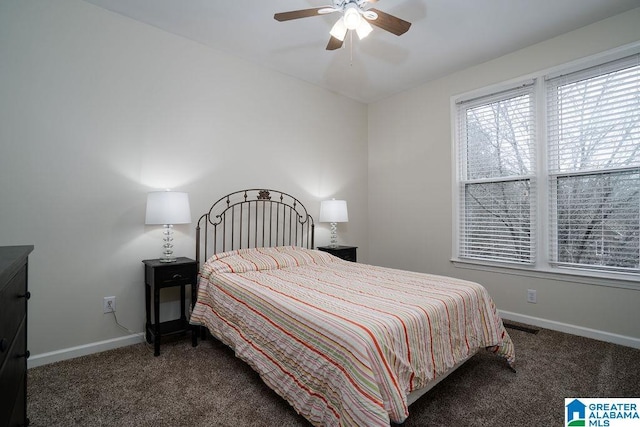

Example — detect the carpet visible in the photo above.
[27,326,640,426]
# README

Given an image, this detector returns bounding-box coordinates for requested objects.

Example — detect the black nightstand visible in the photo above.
[317,245,357,262]
[142,257,198,356]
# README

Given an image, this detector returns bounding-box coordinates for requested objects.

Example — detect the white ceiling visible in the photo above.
[83,0,640,103]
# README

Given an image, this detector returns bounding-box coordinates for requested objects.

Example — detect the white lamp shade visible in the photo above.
[319,199,349,223]
[356,19,373,39]
[145,191,192,225]
[330,18,348,41]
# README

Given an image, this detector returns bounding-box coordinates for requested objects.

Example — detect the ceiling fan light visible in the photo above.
[329,18,348,41]
[356,19,373,39]
[343,7,361,30]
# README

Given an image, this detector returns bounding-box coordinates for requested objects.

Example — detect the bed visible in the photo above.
[189,189,515,426]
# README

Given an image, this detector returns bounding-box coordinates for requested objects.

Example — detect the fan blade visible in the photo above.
[367,8,411,36]
[274,8,326,21]
[326,36,344,50]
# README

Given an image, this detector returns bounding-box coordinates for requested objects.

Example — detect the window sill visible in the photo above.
[450,258,639,291]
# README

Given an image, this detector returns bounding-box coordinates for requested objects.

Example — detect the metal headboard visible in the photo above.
[196,189,315,266]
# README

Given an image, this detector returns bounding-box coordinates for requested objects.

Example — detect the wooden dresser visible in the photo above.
[0,246,33,427]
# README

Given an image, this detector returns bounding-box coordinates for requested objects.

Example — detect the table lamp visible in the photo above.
[145,191,191,262]
[319,199,348,248]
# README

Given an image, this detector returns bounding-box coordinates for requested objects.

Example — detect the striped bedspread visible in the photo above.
[190,246,515,426]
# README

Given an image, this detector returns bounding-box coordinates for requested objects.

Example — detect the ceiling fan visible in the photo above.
[274,0,411,51]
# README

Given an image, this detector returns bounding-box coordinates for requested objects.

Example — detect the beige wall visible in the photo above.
[368,8,640,343]
[0,0,368,357]
[2,0,638,361]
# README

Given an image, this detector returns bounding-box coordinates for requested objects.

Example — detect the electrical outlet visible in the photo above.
[103,296,116,313]
[527,289,537,304]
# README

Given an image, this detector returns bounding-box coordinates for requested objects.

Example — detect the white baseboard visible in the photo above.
[499,310,640,349]
[28,333,145,369]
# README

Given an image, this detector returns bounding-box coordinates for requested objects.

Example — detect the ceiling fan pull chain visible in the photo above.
[350,31,353,66]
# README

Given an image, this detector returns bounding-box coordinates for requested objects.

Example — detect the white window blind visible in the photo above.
[547,54,640,273]
[457,84,536,264]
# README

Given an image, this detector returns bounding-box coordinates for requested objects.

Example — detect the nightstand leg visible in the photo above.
[145,282,151,343]
[191,328,198,347]
[153,284,160,357]
[180,283,186,323]
[191,283,198,347]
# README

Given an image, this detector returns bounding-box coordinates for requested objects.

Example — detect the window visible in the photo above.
[457,85,536,264]
[455,52,640,279]
[547,56,640,273]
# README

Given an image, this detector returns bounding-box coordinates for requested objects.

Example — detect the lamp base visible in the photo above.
[329,222,339,248]
[160,224,176,263]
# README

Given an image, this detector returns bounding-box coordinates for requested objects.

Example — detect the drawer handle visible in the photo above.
[172,274,183,280]
[19,291,31,300]
[0,338,7,353]
[18,350,30,359]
